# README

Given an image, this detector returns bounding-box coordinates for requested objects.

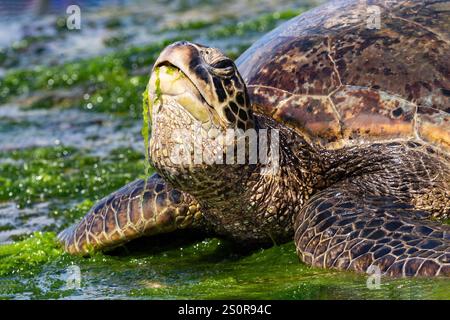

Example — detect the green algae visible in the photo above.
[51,199,95,230]
[0,38,188,117]
[0,232,62,277]
[0,146,147,207]
[142,85,151,176]
[105,17,123,30]
[170,20,216,31]
[141,66,166,176]
[1,234,449,300]
[164,8,302,39]
[153,67,163,107]
[0,8,300,117]
[103,33,132,48]
[207,9,302,39]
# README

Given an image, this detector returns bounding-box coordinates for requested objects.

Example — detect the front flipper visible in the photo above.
[294,186,449,277]
[58,173,203,254]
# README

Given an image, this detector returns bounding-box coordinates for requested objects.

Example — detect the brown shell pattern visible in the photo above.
[236,0,450,152]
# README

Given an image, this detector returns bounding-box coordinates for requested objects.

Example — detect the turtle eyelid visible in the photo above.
[212,59,234,69]
[209,60,235,78]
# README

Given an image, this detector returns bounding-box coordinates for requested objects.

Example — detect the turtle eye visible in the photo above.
[212,59,234,69]
[200,47,235,76]
[210,59,235,77]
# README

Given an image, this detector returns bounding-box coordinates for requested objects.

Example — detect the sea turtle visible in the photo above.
[58,0,450,277]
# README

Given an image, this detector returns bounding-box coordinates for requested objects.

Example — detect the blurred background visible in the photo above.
[0,0,449,300]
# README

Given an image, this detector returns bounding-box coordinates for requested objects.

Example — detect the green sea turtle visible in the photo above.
[59,0,450,277]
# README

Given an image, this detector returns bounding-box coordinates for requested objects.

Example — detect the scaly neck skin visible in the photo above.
[149,100,326,244]
[189,115,326,245]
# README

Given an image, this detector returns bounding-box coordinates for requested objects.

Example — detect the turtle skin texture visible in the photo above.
[59,0,450,277]
[58,174,203,254]
[295,181,449,277]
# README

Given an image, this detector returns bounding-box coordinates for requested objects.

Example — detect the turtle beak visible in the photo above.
[149,64,213,123]
[151,41,216,109]
[149,41,223,125]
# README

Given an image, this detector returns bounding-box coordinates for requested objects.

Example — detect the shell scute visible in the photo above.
[393,0,450,44]
[329,6,450,112]
[416,107,450,153]
[242,36,340,96]
[273,95,341,147]
[331,86,417,144]
[237,0,449,151]
[247,85,291,117]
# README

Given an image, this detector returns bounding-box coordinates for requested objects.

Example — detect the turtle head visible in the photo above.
[147,41,256,194]
[148,41,254,132]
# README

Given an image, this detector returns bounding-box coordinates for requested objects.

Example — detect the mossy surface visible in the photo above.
[1,233,449,300]
[0,232,62,277]
[0,6,303,118]
[0,39,186,118]
[142,85,151,176]
[0,146,146,207]
[0,0,449,300]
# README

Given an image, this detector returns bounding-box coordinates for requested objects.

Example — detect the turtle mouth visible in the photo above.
[156,61,211,103]
[149,61,216,123]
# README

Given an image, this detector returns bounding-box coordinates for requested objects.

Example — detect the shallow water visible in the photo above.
[0,0,449,300]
